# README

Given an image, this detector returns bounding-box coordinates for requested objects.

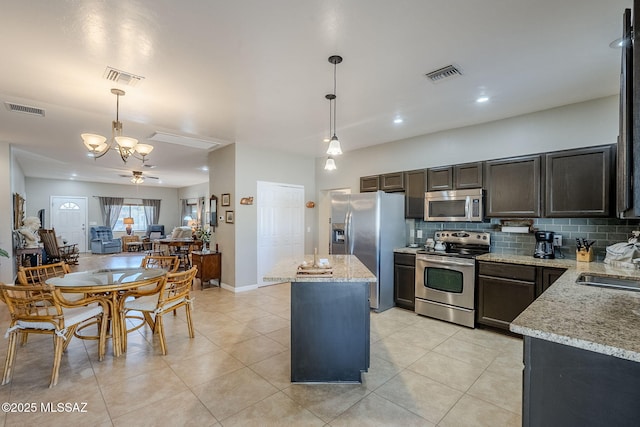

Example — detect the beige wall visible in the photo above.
[25,178,182,242]
[315,96,619,193]
[0,143,12,283]
[209,144,236,288]
[209,143,316,290]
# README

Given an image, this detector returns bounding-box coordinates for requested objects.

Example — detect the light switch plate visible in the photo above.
[416,230,423,238]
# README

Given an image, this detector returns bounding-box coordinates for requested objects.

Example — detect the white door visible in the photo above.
[257,181,304,286]
[51,196,88,253]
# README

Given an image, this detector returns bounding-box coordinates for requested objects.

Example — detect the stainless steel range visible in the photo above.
[415,230,491,328]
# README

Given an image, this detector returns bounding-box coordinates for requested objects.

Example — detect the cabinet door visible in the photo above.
[545,145,613,217]
[360,175,380,192]
[454,162,484,189]
[477,276,536,330]
[404,169,426,219]
[485,155,542,217]
[538,267,566,296]
[427,166,453,191]
[380,172,405,192]
[394,253,416,311]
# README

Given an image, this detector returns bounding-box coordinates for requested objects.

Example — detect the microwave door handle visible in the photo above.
[465,196,471,218]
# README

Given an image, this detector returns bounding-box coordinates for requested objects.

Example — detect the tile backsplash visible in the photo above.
[408,218,640,262]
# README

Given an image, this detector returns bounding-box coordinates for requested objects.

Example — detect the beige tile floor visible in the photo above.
[0,254,522,426]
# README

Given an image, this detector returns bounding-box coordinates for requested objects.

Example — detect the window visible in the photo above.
[113,205,148,232]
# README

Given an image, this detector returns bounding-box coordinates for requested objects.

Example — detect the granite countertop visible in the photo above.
[478,253,640,362]
[263,254,377,283]
[394,246,422,254]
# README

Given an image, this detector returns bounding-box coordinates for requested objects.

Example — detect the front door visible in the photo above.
[50,196,88,253]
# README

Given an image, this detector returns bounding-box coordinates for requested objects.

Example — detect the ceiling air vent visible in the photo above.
[425,64,463,83]
[103,67,144,86]
[5,102,45,117]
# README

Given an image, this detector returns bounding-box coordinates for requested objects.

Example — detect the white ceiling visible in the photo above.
[0,0,631,188]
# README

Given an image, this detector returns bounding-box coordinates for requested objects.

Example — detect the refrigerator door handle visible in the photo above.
[346,210,354,254]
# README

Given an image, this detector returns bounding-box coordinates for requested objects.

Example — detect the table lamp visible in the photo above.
[123,217,134,235]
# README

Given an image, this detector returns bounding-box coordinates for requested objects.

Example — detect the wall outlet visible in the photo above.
[416,229,423,238]
[553,234,562,247]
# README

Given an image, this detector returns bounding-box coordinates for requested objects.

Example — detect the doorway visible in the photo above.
[318,188,351,255]
[50,196,88,253]
[256,181,304,286]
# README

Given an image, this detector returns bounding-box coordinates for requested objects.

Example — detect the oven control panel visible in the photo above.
[434,230,490,246]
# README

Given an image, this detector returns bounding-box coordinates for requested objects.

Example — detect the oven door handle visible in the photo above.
[418,257,474,267]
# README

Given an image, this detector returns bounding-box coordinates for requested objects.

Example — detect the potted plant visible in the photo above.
[0,248,8,259]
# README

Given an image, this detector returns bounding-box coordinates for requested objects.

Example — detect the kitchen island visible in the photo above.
[480,254,640,426]
[264,254,376,383]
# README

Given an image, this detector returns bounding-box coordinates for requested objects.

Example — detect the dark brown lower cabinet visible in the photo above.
[394,253,415,310]
[477,261,566,331]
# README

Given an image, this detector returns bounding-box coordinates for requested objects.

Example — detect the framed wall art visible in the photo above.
[225,210,234,224]
[221,193,231,206]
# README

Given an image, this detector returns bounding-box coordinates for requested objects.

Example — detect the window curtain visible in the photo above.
[98,197,124,229]
[142,199,161,225]
[197,197,206,229]
[180,199,189,226]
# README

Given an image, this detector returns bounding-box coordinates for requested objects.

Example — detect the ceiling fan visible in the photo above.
[119,170,159,184]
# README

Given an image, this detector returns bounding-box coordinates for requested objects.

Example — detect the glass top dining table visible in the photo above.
[47,268,167,357]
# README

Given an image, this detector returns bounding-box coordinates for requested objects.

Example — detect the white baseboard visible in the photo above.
[225,283,258,293]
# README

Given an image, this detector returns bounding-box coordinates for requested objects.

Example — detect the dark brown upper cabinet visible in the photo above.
[454,162,484,189]
[427,166,454,191]
[360,175,380,193]
[485,155,542,218]
[380,172,405,192]
[545,145,613,217]
[404,169,426,218]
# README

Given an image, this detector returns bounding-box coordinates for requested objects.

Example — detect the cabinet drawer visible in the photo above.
[478,261,536,282]
[394,253,416,266]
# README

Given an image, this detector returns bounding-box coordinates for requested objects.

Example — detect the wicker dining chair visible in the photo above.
[119,267,197,355]
[16,262,71,285]
[0,283,108,387]
[140,255,180,273]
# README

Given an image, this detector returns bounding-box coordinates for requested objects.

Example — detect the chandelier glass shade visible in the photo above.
[82,88,153,163]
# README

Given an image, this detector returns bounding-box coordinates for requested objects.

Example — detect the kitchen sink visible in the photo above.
[576,274,640,292]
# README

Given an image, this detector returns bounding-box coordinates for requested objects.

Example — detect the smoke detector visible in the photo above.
[425,64,463,83]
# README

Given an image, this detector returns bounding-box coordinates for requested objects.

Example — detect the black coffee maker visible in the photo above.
[534,231,555,259]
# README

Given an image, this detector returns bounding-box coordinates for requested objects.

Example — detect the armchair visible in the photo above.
[90,226,122,254]
[145,224,165,240]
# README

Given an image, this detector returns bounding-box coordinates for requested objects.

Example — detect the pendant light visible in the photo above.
[326,55,343,156]
[324,92,337,171]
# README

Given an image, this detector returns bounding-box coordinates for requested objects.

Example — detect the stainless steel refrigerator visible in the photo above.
[330,191,405,312]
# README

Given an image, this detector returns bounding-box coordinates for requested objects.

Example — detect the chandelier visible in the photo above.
[82,88,153,164]
[324,55,342,171]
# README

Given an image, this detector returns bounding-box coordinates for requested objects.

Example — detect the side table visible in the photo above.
[16,247,43,270]
[190,251,221,289]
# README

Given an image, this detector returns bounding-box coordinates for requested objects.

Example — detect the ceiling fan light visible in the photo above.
[115,136,138,149]
[324,157,337,171]
[135,143,154,155]
[130,175,144,184]
[326,135,342,155]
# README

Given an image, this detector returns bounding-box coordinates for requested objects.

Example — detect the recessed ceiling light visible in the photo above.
[201,166,209,172]
[476,96,490,103]
[323,137,330,143]
[393,118,404,124]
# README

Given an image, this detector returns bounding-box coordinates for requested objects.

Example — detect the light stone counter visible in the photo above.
[263,254,376,283]
[476,253,640,362]
[393,247,421,254]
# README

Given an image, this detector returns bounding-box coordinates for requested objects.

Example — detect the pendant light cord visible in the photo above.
[333,62,337,137]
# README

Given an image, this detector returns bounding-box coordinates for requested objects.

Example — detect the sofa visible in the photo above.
[90,226,122,254]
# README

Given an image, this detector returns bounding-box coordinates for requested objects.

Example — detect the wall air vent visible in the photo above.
[425,64,463,83]
[103,67,144,86]
[5,102,45,117]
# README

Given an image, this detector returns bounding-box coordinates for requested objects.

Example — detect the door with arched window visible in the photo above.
[51,196,88,253]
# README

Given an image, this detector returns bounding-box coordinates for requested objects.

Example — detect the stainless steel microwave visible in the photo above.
[424,188,484,222]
